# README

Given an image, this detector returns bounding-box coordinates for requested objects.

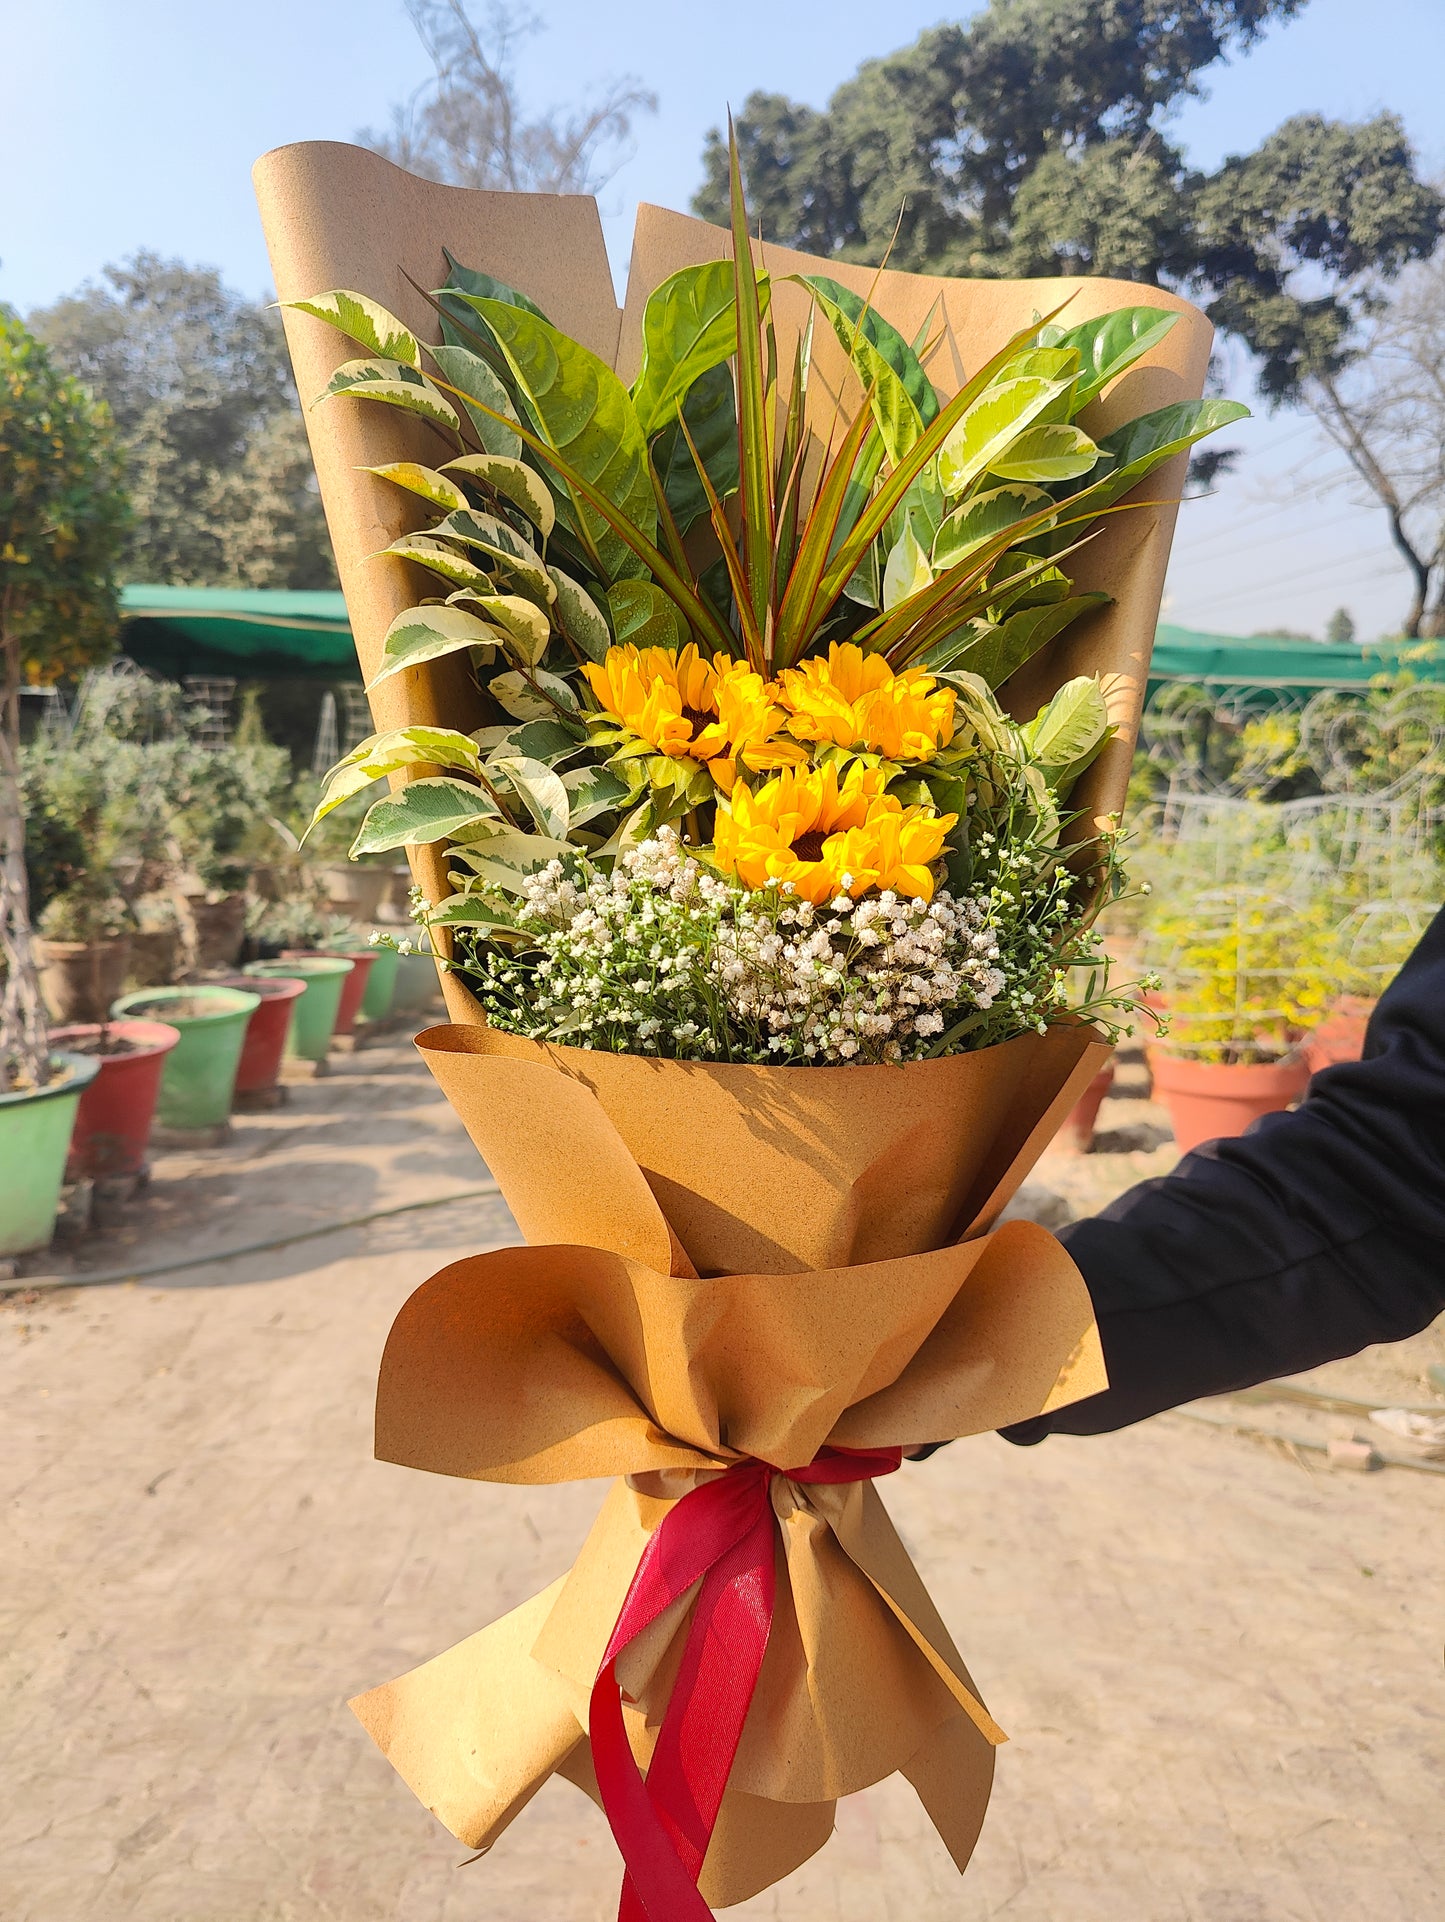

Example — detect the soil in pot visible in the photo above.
[243,957,352,1062]
[0,1053,103,1256]
[211,974,305,1093]
[36,936,133,1026]
[1148,1046,1309,1155]
[48,1020,181,1179]
[110,986,260,1130]
[282,948,375,1038]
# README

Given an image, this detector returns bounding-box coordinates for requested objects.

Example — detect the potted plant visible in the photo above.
[0,311,128,1255]
[242,954,353,1063]
[209,971,306,1104]
[109,984,261,1134]
[1144,887,1329,1151]
[47,1014,180,1180]
[34,885,134,1024]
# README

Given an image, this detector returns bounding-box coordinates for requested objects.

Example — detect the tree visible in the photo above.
[1288,256,1445,638]
[1326,607,1357,645]
[0,313,129,1089]
[698,1,1444,634]
[29,254,335,590]
[361,0,656,194]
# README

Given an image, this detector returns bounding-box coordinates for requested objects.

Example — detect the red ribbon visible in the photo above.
[589,1444,904,1922]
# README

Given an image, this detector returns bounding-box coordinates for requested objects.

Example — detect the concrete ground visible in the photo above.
[3,1030,1442,1921]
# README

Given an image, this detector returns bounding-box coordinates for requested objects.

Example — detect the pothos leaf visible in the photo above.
[631,259,762,438]
[321,359,461,435]
[350,776,499,855]
[367,604,505,689]
[428,344,522,456]
[362,462,469,512]
[547,566,612,660]
[442,453,556,537]
[286,291,419,366]
[881,523,932,613]
[309,726,481,828]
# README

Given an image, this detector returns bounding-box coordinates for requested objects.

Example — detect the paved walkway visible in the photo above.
[3,1037,1442,1921]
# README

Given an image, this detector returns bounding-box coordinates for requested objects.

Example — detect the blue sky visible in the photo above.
[4,0,1443,637]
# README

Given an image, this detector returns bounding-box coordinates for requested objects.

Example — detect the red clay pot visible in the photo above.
[48,1019,181,1180]
[282,947,376,1038]
[1301,996,1376,1075]
[212,974,306,1094]
[1057,1058,1116,1152]
[1148,1047,1309,1155]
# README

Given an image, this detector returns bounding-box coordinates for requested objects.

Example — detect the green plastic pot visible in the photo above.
[390,947,444,1016]
[111,986,260,1130]
[243,957,352,1061]
[358,941,399,1021]
[0,1053,102,1256]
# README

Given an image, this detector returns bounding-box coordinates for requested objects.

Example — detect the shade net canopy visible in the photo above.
[119,585,357,681]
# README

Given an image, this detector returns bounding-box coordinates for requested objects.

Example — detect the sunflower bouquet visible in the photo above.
[262,133,1240,1920]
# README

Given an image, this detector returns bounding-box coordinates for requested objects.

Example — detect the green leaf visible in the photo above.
[937,376,1068,497]
[799,274,937,463]
[479,718,587,765]
[650,362,739,537]
[321,359,460,435]
[425,892,526,933]
[606,579,689,650]
[433,509,555,604]
[561,763,633,828]
[933,483,1053,570]
[310,726,481,827]
[441,252,551,320]
[442,452,555,536]
[449,831,575,889]
[463,297,656,583]
[547,566,612,661]
[1083,399,1252,512]
[727,121,775,642]
[362,461,469,512]
[287,291,419,366]
[1020,676,1114,795]
[989,423,1100,483]
[488,667,580,721]
[428,344,523,456]
[631,259,749,438]
[443,589,552,663]
[1053,308,1181,411]
[350,776,498,854]
[383,533,496,593]
[881,522,932,613]
[927,595,1109,685]
[491,754,570,838]
[367,604,505,689]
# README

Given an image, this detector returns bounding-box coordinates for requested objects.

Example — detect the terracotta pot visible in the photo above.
[283,946,375,1038]
[36,936,133,1026]
[1148,1047,1309,1155]
[1301,996,1376,1075]
[185,893,248,971]
[1057,1058,1116,1152]
[211,974,306,1094]
[48,1019,181,1179]
[317,862,388,923]
[126,926,179,989]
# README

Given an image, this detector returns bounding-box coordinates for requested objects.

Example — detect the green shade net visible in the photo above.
[119,586,357,681]
[117,589,1444,697]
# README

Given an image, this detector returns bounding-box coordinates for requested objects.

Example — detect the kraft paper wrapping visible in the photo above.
[251,140,1213,1013]
[348,1033,1110,1905]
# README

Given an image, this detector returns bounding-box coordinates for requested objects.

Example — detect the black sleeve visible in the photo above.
[1000,902,1445,1445]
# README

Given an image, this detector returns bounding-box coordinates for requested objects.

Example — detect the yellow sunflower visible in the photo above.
[708,664,808,792]
[713,764,956,905]
[777,642,957,763]
[583,642,734,765]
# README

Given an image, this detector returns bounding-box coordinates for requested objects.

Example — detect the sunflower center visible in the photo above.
[792,828,830,864]
[680,703,715,734]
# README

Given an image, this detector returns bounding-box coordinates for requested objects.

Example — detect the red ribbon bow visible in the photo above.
[589,1444,904,1922]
